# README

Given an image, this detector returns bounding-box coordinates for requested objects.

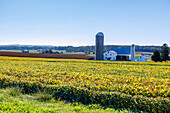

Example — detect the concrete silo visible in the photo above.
[130,44,135,61]
[95,32,104,60]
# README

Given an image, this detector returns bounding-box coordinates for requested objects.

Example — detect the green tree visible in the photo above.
[45,49,48,53]
[151,50,161,62]
[48,49,53,54]
[160,43,169,62]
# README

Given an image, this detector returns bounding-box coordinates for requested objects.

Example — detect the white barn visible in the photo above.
[104,51,117,61]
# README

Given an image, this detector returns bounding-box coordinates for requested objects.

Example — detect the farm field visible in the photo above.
[0,50,22,52]
[0,56,169,112]
[0,51,93,60]
[0,50,66,54]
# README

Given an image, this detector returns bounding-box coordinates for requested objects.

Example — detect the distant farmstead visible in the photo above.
[95,32,136,61]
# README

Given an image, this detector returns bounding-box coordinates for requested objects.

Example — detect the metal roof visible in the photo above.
[110,48,130,54]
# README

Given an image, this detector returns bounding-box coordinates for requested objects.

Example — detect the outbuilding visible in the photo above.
[137,56,147,62]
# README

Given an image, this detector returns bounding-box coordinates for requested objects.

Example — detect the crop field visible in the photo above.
[0,56,169,112]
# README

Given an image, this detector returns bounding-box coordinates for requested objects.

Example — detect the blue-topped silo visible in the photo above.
[95,32,104,60]
[130,44,135,61]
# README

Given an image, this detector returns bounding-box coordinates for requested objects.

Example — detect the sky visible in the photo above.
[0,0,170,46]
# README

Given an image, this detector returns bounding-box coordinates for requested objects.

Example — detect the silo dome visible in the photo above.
[96,32,104,37]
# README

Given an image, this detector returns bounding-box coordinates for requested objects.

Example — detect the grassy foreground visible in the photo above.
[0,88,145,113]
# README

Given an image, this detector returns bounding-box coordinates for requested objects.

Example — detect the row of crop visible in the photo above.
[0,76,169,113]
[1,61,169,98]
[1,67,169,98]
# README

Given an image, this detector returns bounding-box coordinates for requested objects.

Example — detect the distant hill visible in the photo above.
[0,45,169,53]
[55,45,165,53]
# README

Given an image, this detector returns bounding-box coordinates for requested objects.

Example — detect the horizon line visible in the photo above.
[0,43,167,47]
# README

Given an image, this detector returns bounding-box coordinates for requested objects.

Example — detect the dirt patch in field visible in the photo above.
[0,51,94,60]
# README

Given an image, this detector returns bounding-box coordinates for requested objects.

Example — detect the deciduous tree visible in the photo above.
[161,43,169,62]
[151,50,161,62]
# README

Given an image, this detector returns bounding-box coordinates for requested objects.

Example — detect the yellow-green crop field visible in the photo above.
[0,56,169,112]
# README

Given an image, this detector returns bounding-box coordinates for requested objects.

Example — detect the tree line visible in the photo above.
[151,43,169,62]
[0,45,165,53]
[55,45,164,53]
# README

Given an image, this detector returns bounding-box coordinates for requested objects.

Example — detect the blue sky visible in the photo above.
[0,0,170,46]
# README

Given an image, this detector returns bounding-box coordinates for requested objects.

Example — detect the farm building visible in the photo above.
[103,45,135,61]
[137,56,147,62]
[104,51,117,61]
[22,50,29,53]
[141,53,152,57]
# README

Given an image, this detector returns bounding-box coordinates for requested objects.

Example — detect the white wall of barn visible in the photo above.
[104,51,117,61]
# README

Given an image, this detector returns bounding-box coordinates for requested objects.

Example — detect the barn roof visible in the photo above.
[110,48,130,54]
[108,51,117,54]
